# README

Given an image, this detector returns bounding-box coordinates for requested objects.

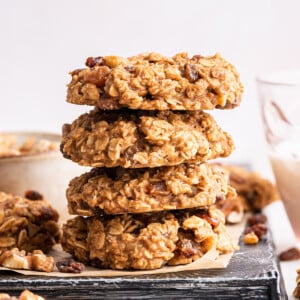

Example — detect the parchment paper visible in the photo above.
[0,218,246,277]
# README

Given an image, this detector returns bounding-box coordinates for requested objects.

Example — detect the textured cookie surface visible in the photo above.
[61,109,234,168]
[67,52,243,110]
[0,192,60,253]
[61,207,236,270]
[67,163,231,215]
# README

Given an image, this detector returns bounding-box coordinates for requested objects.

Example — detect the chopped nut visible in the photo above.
[0,248,54,272]
[243,232,259,245]
[103,55,125,68]
[30,250,54,272]
[0,293,13,300]
[279,247,300,261]
[0,290,45,300]
[56,260,85,273]
[227,210,244,224]
[19,290,45,300]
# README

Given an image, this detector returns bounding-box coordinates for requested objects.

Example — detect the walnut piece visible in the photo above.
[0,248,54,272]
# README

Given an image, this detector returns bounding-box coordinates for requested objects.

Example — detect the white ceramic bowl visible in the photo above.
[0,132,88,223]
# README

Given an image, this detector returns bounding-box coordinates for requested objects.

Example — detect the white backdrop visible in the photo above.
[1,0,300,174]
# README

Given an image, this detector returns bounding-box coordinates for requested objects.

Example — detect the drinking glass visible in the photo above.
[257,70,300,245]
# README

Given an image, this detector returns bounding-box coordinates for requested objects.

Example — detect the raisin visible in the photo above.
[62,123,71,136]
[197,213,220,227]
[245,223,267,239]
[125,65,135,73]
[70,68,84,76]
[191,55,203,61]
[56,260,85,273]
[279,247,300,261]
[98,95,122,110]
[247,214,267,226]
[24,190,44,201]
[176,239,198,258]
[185,64,200,83]
[215,194,225,204]
[85,56,104,68]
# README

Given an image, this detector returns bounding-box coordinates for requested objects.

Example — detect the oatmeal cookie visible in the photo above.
[67,52,243,110]
[61,207,236,270]
[67,163,231,216]
[222,165,280,211]
[61,109,234,168]
[0,191,60,253]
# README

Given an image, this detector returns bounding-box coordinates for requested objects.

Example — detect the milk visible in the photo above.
[270,141,300,244]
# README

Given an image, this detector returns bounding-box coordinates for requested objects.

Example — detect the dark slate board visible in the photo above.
[0,229,287,300]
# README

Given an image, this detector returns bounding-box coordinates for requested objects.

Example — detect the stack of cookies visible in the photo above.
[60,52,243,270]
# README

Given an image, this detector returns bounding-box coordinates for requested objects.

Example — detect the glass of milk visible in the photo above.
[257,70,300,245]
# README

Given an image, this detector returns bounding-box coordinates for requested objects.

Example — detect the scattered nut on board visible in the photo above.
[0,248,54,272]
[243,214,268,245]
[0,289,45,300]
